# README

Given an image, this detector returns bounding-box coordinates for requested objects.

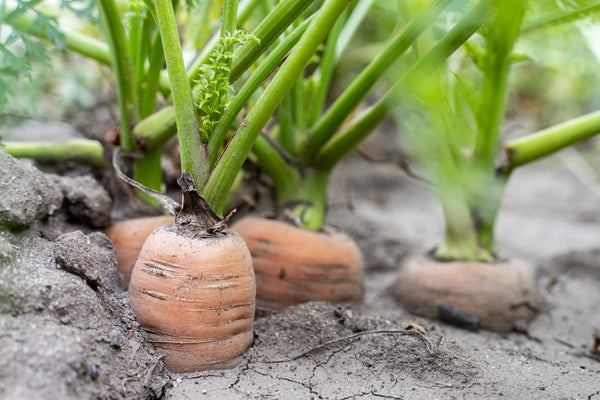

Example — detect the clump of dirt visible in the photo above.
[0,152,170,400]
[0,148,62,230]
[49,174,112,229]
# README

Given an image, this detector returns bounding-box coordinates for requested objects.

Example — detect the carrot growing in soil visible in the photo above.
[384,0,600,330]
[232,0,469,309]
[122,0,352,371]
[127,173,255,371]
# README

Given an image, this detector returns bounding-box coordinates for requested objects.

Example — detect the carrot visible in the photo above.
[105,216,174,281]
[231,216,363,310]
[392,255,542,331]
[128,174,255,372]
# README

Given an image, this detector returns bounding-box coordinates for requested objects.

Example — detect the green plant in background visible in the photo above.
[245,0,457,231]
[0,0,322,200]
[385,0,600,331]
[391,0,600,262]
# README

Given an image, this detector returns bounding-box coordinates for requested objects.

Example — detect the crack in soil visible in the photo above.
[229,362,251,396]
[251,366,324,399]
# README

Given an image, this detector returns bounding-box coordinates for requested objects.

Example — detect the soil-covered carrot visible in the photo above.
[393,255,542,331]
[105,216,174,281]
[232,216,363,309]
[128,174,255,372]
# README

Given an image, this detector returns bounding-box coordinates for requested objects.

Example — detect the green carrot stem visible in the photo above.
[128,12,143,91]
[2,139,106,168]
[228,0,315,82]
[186,0,313,86]
[154,0,208,188]
[335,0,374,59]
[140,31,165,117]
[206,16,314,165]
[434,148,495,262]
[253,136,329,231]
[313,102,386,169]
[133,106,177,150]
[221,0,238,37]
[133,148,162,204]
[301,0,450,160]
[292,75,307,135]
[4,6,111,65]
[96,0,138,152]
[473,0,523,171]
[502,109,600,172]
[466,0,523,256]
[290,168,331,230]
[133,14,156,117]
[252,135,300,204]
[307,8,346,127]
[314,0,497,167]
[522,2,600,33]
[278,93,297,156]
[203,0,350,216]
[136,6,315,155]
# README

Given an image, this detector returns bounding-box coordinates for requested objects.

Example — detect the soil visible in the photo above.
[1,123,600,399]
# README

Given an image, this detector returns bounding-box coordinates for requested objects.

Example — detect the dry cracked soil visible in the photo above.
[1,127,600,399]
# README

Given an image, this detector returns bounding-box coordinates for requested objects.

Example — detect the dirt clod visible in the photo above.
[0,149,62,230]
[54,230,122,293]
[49,174,112,228]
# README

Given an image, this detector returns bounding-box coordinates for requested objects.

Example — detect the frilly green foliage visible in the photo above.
[194,30,258,143]
[0,0,64,110]
[59,0,96,21]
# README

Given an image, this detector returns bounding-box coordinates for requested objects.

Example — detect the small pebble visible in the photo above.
[289,364,297,371]
[538,386,545,391]
[95,336,104,343]
[202,389,208,394]
[89,362,100,380]
[109,331,121,349]
[33,303,45,311]
[65,377,73,386]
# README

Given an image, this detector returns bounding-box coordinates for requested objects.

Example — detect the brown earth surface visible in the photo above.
[1,125,599,399]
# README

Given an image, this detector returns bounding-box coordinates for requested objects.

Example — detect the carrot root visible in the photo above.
[392,254,543,331]
[129,226,255,372]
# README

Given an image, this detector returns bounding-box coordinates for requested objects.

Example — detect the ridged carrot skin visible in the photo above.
[105,216,174,281]
[129,224,255,372]
[232,216,364,310]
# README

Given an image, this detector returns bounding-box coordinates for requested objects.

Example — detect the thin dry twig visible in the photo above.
[112,148,180,215]
[252,329,436,364]
[143,354,165,388]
